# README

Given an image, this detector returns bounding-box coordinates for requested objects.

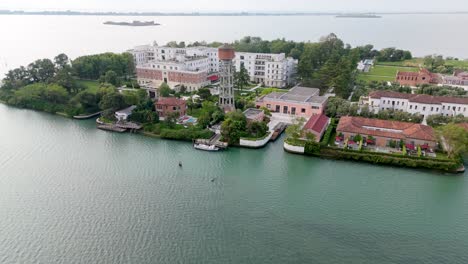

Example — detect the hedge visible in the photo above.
[159,128,214,141]
[320,118,336,146]
[319,147,461,172]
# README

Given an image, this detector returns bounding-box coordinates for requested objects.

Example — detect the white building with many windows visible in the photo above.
[361,91,468,117]
[130,43,298,90]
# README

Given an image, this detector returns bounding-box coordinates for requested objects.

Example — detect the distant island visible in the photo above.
[1,9,468,16]
[103,20,160,27]
[336,13,382,18]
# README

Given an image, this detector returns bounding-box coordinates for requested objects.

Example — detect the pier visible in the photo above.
[195,133,228,149]
[270,122,287,141]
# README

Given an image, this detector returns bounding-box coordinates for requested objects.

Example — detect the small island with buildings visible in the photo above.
[103,20,160,26]
[0,34,467,173]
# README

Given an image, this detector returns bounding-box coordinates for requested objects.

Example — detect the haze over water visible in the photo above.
[1,102,468,263]
[1,14,468,76]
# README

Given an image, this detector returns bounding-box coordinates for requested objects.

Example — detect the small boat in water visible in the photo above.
[194,143,220,152]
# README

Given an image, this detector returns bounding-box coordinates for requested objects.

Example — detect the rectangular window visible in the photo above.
[275,105,280,112]
[423,107,426,111]
[410,105,413,110]
[431,107,433,112]
[283,106,288,114]
[415,106,418,110]
[266,104,271,109]
[291,107,296,115]
[301,108,306,113]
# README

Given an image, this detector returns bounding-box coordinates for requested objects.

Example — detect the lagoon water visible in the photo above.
[1,104,468,263]
[1,14,468,76]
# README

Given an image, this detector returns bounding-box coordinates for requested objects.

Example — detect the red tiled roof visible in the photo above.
[156,97,186,106]
[304,114,329,134]
[369,90,468,105]
[336,116,435,142]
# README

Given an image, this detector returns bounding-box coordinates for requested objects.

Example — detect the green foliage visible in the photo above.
[72,52,135,80]
[197,88,212,100]
[246,121,268,138]
[160,127,214,141]
[128,99,159,124]
[320,118,336,146]
[234,64,250,91]
[437,123,468,158]
[159,83,171,97]
[6,83,69,113]
[99,90,127,111]
[427,114,468,127]
[416,84,467,97]
[102,70,119,86]
[376,48,412,62]
[319,147,460,171]
[417,146,422,157]
[221,110,248,144]
[305,141,321,155]
[285,117,306,141]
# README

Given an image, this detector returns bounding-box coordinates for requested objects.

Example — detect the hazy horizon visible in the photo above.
[1,0,467,13]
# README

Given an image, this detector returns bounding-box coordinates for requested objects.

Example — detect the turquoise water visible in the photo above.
[0,103,467,263]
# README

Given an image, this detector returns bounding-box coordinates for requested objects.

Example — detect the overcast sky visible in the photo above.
[0,0,467,13]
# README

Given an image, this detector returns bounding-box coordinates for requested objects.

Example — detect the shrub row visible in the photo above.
[319,147,461,172]
[159,128,214,141]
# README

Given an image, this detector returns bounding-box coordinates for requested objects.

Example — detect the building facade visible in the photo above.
[234,52,297,87]
[441,70,468,86]
[395,69,439,86]
[336,116,437,149]
[155,97,187,118]
[361,90,468,117]
[255,86,328,119]
[130,44,298,91]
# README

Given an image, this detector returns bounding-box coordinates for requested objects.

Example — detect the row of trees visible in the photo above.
[376,47,412,62]
[71,52,135,80]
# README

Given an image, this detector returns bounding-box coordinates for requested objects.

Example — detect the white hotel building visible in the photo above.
[361,91,468,118]
[130,44,297,91]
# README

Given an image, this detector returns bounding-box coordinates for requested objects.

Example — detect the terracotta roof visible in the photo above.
[369,90,468,105]
[156,97,186,106]
[304,114,329,134]
[336,116,435,142]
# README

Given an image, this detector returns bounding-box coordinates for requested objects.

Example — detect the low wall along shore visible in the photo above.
[240,132,272,148]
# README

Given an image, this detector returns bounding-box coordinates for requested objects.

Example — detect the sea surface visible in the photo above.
[1,104,468,263]
[1,14,468,76]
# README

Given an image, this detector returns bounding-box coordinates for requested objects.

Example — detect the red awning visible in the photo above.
[348,140,356,145]
[208,75,219,81]
[421,144,429,150]
[406,144,415,150]
[366,139,374,144]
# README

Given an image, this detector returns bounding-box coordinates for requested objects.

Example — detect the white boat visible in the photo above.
[194,143,220,152]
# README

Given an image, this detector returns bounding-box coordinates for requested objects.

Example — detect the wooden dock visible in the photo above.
[270,122,287,141]
[97,124,127,133]
[195,133,228,149]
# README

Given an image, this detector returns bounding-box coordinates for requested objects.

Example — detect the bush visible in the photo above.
[160,127,214,141]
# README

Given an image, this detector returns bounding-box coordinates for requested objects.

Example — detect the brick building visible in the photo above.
[155,97,187,118]
[336,116,437,149]
[396,69,439,86]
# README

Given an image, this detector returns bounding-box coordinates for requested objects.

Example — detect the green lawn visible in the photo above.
[357,64,419,83]
[76,79,101,93]
[377,58,468,69]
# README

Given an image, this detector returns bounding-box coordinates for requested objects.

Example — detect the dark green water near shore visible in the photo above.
[1,103,468,263]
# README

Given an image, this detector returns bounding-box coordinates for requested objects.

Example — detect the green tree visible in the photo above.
[103,70,119,86]
[54,53,69,70]
[99,91,126,111]
[285,117,306,141]
[221,110,248,144]
[197,88,211,100]
[438,123,468,158]
[159,83,171,97]
[234,64,249,91]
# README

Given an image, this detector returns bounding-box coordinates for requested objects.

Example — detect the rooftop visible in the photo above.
[156,97,186,106]
[260,86,324,105]
[337,116,435,142]
[369,90,468,105]
[243,108,264,119]
[304,114,330,134]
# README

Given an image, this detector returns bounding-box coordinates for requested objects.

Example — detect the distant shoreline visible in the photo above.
[1,10,468,16]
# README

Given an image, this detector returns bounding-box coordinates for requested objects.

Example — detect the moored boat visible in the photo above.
[194,143,220,151]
